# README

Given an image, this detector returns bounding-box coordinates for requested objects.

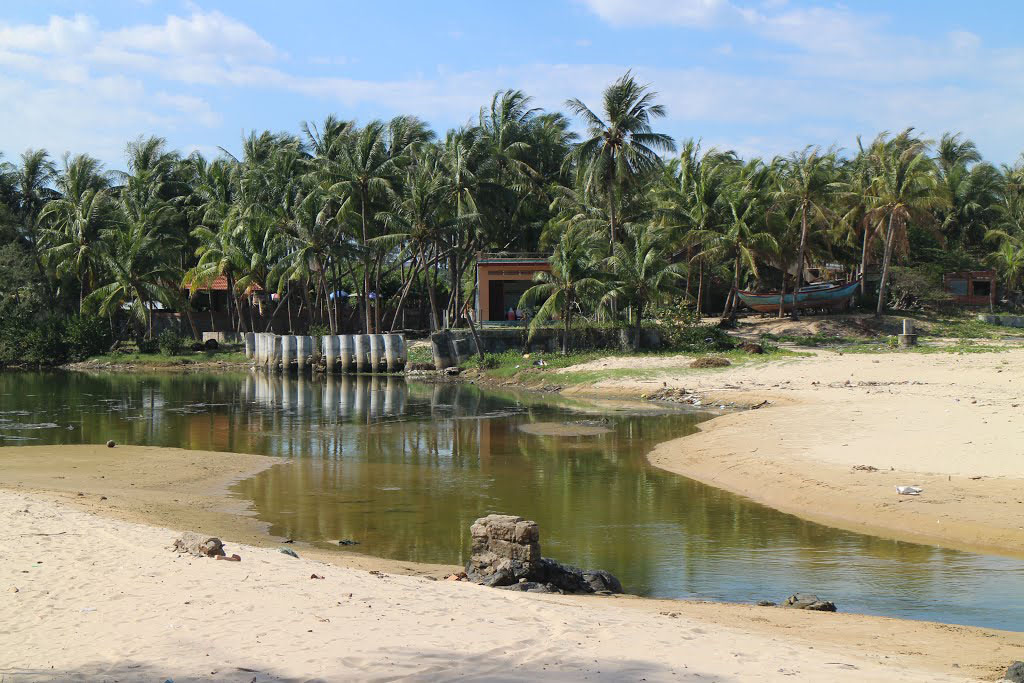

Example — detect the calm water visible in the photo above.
[1,371,1023,631]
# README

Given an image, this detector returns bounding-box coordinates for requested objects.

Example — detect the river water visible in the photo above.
[1,371,1022,631]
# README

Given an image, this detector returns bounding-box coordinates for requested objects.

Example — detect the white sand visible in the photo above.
[3,489,1015,682]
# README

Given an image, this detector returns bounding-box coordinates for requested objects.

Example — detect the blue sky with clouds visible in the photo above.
[2,1,1022,169]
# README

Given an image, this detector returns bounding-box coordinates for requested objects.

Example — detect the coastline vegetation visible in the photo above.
[1,73,1023,367]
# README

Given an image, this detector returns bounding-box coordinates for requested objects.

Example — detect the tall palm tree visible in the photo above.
[39,154,115,312]
[601,222,684,349]
[519,224,604,354]
[866,135,945,317]
[688,161,778,320]
[328,121,399,333]
[772,146,838,319]
[565,71,676,244]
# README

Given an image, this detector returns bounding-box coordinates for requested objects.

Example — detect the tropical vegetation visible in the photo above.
[1,72,1023,363]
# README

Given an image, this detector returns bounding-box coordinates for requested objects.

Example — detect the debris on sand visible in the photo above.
[689,357,731,369]
[895,485,923,496]
[172,532,225,558]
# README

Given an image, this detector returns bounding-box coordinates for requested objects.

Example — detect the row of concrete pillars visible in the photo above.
[245,333,407,373]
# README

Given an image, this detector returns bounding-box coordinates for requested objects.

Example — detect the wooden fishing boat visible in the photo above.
[737,281,859,313]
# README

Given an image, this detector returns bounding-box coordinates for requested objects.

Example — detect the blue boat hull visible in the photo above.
[737,281,859,313]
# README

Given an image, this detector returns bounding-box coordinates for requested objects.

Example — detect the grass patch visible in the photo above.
[760,332,861,347]
[467,346,805,385]
[85,349,250,365]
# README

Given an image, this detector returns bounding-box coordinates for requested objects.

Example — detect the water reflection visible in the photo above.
[0,371,1023,631]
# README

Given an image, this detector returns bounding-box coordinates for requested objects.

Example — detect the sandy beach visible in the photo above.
[561,348,1024,557]
[3,485,1022,682]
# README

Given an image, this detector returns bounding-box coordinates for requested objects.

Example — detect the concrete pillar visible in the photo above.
[244,332,255,359]
[296,335,313,371]
[339,335,354,373]
[368,334,385,373]
[270,335,282,371]
[323,335,339,373]
[431,330,454,370]
[281,335,296,371]
[898,319,918,347]
[384,334,406,372]
[354,334,371,373]
[353,375,368,416]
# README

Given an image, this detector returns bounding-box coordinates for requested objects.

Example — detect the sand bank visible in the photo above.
[561,349,1024,556]
[2,488,1021,681]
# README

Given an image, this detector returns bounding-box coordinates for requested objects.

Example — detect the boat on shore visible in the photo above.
[737,280,859,313]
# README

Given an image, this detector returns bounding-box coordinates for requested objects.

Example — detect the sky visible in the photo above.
[1,0,1023,170]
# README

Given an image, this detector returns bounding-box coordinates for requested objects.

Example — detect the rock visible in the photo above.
[279,548,299,558]
[739,342,764,354]
[172,532,226,558]
[204,339,219,350]
[782,593,837,612]
[1006,661,1024,683]
[337,539,359,546]
[464,514,622,595]
[465,515,541,587]
[583,569,623,594]
[106,440,116,448]
[756,600,777,607]
[190,342,204,352]
[443,366,462,376]
[497,581,557,594]
[215,554,241,562]
[690,356,731,369]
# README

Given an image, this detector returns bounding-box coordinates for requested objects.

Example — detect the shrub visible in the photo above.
[137,338,159,354]
[657,323,736,352]
[64,315,112,361]
[307,324,331,338]
[0,299,68,366]
[158,329,185,356]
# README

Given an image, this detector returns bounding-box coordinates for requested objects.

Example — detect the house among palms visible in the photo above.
[475,252,550,323]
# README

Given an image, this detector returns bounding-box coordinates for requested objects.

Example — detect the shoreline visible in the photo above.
[3,486,1021,681]
[547,349,1024,558]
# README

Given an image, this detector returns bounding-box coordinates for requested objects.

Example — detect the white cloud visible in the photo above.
[578,0,732,28]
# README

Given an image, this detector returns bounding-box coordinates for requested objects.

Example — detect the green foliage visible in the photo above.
[307,323,331,338]
[157,329,185,356]
[0,299,67,366]
[137,338,159,354]
[64,315,112,361]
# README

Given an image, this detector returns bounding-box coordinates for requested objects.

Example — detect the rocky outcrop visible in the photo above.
[465,514,622,595]
[782,593,837,612]
[172,532,225,558]
[1005,661,1024,683]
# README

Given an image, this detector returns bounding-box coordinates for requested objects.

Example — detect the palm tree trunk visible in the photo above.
[859,222,870,299]
[361,196,372,334]
[696,260,704,321]
[562,295,570,354]
[419,245,441,331]
[389,256,422,332]
[777,275,787,318]
[792,202,809,320]
[725,253,741,320]
[875,212,897,319]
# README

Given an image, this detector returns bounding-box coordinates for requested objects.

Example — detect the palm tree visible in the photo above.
[688,161,778,320]
[601,222,684,349]
[328,121,399,333]
[87,205,179,339]
[772,146,838,319]
[376,153,466,332]
[565,71,676,244]
[866,134,945,317]
[39,154,115,312]
[986,238,1024,299]
[9,149,58,297]
[519,224,604,354]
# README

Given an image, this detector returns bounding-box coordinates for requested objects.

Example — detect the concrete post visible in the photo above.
[339,335,354,373]
[384,334,406,372]
[244,332,255,359]
[270,335,282,371]
[354,334,371,373]
[296,335,313,371]
[281,335,296,371]
[898,319,918,347]
[368,334,385,373]
[323,335,339,373]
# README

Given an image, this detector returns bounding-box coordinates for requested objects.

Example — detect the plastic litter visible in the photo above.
[895,485,923,495]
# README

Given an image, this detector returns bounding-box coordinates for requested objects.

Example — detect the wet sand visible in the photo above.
[3,486,1022,681]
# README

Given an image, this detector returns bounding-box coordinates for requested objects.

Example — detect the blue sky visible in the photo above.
[2,1,1023,169]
